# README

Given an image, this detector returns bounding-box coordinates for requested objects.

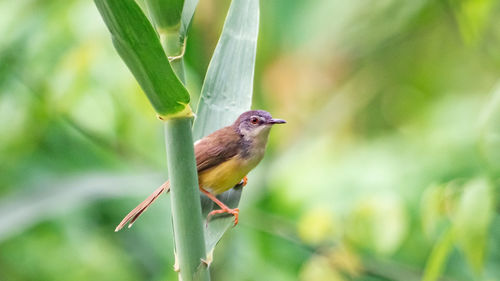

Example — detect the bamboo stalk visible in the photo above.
[164,118,209,281]
[159,24,209,281]
[161,31,186,83]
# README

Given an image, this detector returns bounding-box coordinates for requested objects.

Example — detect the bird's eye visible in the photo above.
[250,117,259,125]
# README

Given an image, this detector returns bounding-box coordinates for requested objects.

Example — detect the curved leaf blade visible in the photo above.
[193,0,259,140]
[192,0,260,255]
[95,0,191,118]
[452,179,494,274]
[180,0,200,42]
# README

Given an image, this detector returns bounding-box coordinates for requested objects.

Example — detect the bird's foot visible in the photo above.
[239,176,248,187]
[207,207,239,226]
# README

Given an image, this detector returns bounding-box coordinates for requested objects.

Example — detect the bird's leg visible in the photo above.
[199,187,239,226]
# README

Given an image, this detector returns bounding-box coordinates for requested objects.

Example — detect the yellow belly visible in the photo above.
[198,156,254,195]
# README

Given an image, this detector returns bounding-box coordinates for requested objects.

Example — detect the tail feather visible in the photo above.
[115,181,170,232]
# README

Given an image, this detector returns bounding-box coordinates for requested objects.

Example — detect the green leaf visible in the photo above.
[94,0,191,118]
[193,0,259,140]
[448,0,494,45]
[192,0,260,255]
[179,0,200,42]
[422,227,454,281]
[478,81,500,172]
[420,184,451,239]
[452,179,494,274]
[145,0,185,32]
[0,172,164,243]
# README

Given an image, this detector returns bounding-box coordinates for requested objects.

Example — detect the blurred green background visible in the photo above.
[1,0,500,280]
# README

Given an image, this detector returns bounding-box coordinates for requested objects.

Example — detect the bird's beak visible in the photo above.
[267,118,286,125]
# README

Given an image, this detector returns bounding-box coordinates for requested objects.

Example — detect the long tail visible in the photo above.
[115,181,170,232]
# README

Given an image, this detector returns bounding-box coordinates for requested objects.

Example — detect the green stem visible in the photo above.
[161,31,186,83]
[161,30,210,281]
[164,118,209,281]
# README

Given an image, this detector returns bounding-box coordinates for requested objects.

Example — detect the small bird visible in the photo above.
[115,110,286,231]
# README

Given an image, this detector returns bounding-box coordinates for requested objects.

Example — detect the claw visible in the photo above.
[239,176,248,187]
[207,208,239,226]
[200,187,240,226]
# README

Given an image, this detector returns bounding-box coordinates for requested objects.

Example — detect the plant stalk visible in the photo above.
[162,30,210,281]
[164,118,209,281]
[161,31,186,83]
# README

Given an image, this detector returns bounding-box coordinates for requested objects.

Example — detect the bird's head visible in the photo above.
[234,110,286,141]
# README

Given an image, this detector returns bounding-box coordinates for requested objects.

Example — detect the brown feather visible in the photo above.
[115,181,170,232]
[114,110,283,231]
[194,125,240,173]
[115,125,242,231]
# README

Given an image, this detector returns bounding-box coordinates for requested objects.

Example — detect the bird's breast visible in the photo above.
[198,154,262,195]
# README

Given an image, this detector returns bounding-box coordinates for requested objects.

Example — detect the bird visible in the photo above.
[115,110,286,231]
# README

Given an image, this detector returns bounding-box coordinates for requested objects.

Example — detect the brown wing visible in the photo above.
[115,126,240,232]
[195,126,241,173]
